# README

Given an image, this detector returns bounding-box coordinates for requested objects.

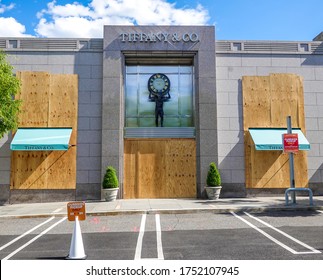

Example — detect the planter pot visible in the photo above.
[102,188,119,201]
[205,186,222,200]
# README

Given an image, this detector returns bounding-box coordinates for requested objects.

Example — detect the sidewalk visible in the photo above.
[1,196,323,218]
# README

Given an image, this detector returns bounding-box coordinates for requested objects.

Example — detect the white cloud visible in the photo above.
[36,17,110,38]
[0,17,31,37]
[37,1,93,19]
[0,2,15,14]
[35,0,210,38]
[0,1,33,37]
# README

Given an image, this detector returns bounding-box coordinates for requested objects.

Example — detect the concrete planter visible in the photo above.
[205,186,222,200]
[102,188,119,201]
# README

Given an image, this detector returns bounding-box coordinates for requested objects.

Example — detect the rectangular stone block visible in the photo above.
[0,185,9,204]
[76,184,101,201]
[198,77,217,104]
[48,54,75,65]
[78,104,102,118]
[77,156,101,171]
[218,130,243,144]
[101,130,121,157]
[197,51,216,78]
[199,104,217,130]
[199,129,217,157]
[216,54,242,67]
[77,170,89,184]
[242,54,272,67]
[78,130,102,144]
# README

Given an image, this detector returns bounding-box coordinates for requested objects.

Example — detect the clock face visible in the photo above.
[148,73,170,94]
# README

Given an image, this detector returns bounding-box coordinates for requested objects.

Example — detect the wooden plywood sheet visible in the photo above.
[10,149,76,190]
[270,74,302,128]
[165,140,196,197]
[243,74,305,130]
[16,72,50,127]
[243,76,271,129]
[46,147,77,189]
[124,140,166,198]
[138,140,165,198]
[10,151,49,189]
[123,140,138,199]
[124,139,196,198]
[49,74,78,144]
[247,149,308,188]
[243,74,308,189]
[11,72,78,190]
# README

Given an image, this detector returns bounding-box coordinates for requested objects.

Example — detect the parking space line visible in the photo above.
[0,216,55,252]
[155,214,164,260]
[2,217,67,260]
[244,212,321,254]
[231,211,320,255]
[134,213,146,260]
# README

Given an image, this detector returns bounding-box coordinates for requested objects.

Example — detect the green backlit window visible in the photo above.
[125,66,194,127]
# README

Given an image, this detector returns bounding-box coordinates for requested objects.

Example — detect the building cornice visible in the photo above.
[1,38,322,55]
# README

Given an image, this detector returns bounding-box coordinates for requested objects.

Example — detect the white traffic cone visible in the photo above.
[66,216,87,259]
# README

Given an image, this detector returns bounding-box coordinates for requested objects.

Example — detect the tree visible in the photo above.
[0,51,21,139]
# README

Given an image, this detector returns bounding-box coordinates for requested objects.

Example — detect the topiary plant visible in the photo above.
[102,166,119,189]
[206,162,221,186]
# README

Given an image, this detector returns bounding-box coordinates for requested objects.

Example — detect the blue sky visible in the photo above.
[0,0,322,40]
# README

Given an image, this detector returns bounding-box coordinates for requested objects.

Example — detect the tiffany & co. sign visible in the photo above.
[120,32,199,43]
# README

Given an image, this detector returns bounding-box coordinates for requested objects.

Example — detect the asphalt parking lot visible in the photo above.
[1,210,322,260]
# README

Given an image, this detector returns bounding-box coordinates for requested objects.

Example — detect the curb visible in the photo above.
[1,205,323,219]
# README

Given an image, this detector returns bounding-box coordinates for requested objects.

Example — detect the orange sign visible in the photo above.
[283,133,299,153]
[67,201,86,221]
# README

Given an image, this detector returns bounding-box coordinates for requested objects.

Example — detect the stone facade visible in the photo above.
[102,26,216,198]
[0,39,104,203]
[216,41,323,195]
[0,28,323,203]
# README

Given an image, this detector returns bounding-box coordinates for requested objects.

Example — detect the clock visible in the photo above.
[148,73,170,94]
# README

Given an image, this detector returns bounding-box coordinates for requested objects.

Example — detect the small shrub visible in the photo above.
[102,166,119,189]
[206,162,221,186]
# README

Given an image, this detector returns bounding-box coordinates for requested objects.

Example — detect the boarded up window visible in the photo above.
[10,72,78,190]
[242,74,308,189]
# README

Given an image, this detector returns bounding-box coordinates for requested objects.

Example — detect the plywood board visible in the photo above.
[46,147,77,189]
[165,140,196,197]
[10,149,76,190]
[243,74,305,130]
[248,149,308,188]
[243,74,308,189]
[10,151,50,189]
[270,74,302,128]
[16,72,50,127]
[49,74,78,144]
[124,139,196,198]
[243,76,271,128]
[11,72,78,190]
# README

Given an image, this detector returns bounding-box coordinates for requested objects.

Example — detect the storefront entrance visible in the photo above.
[102,26,216,199]
[123,64,196,198]
[124,138,196,198]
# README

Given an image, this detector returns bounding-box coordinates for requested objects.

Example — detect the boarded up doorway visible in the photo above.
[124,139,196,198]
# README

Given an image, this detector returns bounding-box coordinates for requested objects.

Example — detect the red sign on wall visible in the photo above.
[283,133,299,153]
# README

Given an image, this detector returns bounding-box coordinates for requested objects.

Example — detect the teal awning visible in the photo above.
[249,128,310,151]
[10,128,73,151]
